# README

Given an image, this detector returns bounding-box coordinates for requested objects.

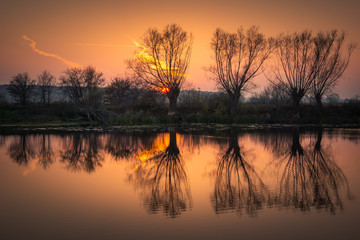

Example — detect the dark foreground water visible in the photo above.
[0,128,359,240]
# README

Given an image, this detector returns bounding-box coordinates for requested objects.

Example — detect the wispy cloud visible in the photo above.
[23,35,82,68]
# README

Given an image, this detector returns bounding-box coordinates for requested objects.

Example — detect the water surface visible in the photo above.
[0,128,359,239]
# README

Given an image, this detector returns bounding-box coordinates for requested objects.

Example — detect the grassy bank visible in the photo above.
[1,101,359,127]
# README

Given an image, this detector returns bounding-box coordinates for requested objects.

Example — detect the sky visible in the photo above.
[0,0,359,98]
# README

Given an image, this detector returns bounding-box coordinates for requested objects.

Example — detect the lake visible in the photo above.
[0,127,359,240]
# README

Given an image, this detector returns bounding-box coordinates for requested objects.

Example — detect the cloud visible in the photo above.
[23,35,82,68]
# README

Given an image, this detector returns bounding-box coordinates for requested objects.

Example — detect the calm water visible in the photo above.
[0,128,359,240]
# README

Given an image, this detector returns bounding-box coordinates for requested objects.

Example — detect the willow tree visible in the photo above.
[269,31,318,117]
[128,24,193,114]
[209,26,276,115]
[312,30,356,112]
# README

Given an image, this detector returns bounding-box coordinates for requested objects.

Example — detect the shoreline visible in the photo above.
[1,123,360,134]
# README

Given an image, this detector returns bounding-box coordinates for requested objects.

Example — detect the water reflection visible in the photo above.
[2,128,355,217]
[211,129,269,216]
[272,128,351,214]
[129,131,191,218]
[37,134,54,169]
[60,134,104,173]
[105,133,157,161]
[7,134,36,166]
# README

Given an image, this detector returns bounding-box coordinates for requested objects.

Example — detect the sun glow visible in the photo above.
[160,87,170,93]
[133,41,186,93]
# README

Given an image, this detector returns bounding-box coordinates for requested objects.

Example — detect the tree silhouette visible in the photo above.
[60,66,104,106]
[211,129,269,216]
[105,76,146,111]
[312,30,356,112]
[209,26,276,115]
[129,131,191,217]
[268,31,318,117]
[7,72,35,105]
[37,70,55,104]
[128,24,193,114]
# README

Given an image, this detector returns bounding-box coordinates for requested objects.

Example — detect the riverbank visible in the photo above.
[1,122,360,135]
[1,101,359,129]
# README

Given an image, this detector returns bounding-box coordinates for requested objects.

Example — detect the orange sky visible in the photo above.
[0,0,359,98]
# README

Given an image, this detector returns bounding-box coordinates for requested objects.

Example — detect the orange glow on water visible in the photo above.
[132,133,170,172]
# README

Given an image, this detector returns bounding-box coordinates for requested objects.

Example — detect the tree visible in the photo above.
[60,66,105,106]
[83,66,105,108]
[208,26,276,115]
[250,83,290,105]
[312,30,356,112]
[7,72,36,105]
[60,67,86,104]
[37,70,55,104]
[105,75,145,110]
[269,31,319,117]
[128,24,193,114]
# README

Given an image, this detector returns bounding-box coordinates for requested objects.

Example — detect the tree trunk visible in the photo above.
[291,127,303,156]
[315,127,323,151]
[169,96,177,114]
[168,130,180,155]
[292,96,301,119]
[315,93,323,114]
[230,91,241,116]
[167,88,180,115]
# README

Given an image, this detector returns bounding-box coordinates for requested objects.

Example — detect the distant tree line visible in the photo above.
[3,24,357,122]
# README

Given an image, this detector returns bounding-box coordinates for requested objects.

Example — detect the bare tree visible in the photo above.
[37,70,55,104]
[250,83,290,105]
[60,66,104,106]
[83,66,105,108]
[269,31,319,117]
[208,26,276,115]
[312,30,356,112]
[106,75,145,110]
[128,24,193,114]
[7,72,36,105]
[60,67,86,104]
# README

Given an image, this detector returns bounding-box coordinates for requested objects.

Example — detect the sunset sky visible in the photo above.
[1,0,359,98]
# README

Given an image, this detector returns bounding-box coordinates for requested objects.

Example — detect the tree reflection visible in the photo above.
[211,129,269,216]
[37,134,54,169]
[309,128,352,213]
[274,128,351,214]
[105,133,157,161]
[60,134,104,173]
[129,131,191,218]
[7,134,35,166]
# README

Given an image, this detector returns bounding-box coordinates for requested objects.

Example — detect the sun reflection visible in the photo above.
[131,133,170,172]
